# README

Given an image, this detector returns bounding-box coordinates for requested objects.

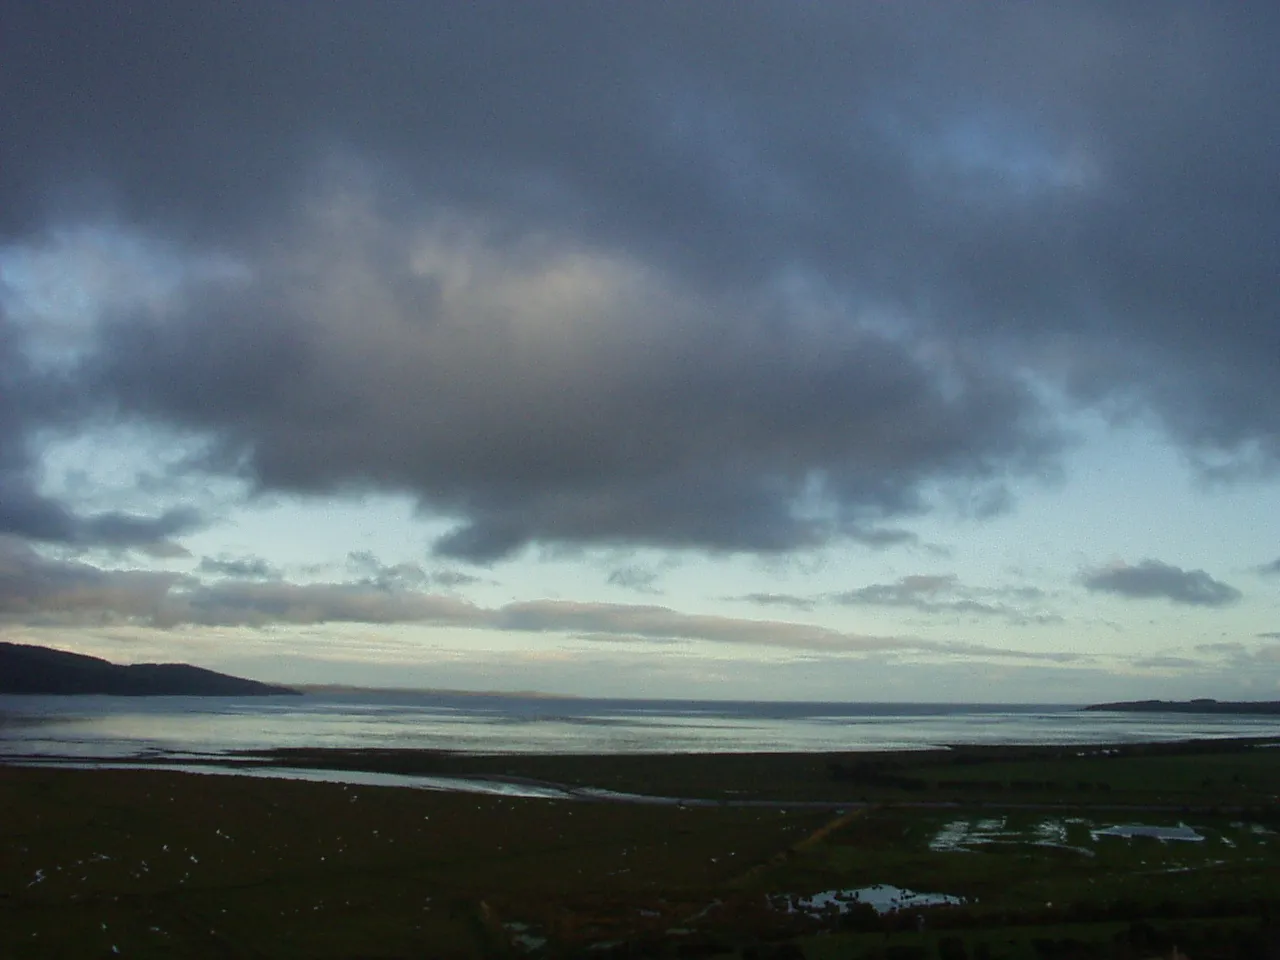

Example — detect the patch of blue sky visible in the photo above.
[0,225,242,369]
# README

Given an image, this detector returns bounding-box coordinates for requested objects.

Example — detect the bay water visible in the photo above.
[4,691,1279,761]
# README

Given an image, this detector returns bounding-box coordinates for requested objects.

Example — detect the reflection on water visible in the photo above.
[2,692,1279,760]
[8,760,579,799]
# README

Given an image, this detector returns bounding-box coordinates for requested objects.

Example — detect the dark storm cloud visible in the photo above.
[88,232,1054,560]
[4,3,1280,556]
[1081,560,1242,608]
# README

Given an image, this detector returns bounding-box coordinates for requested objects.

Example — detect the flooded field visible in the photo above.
[925,814,1248,853]
[779,884,966,917]
[4,738,1280,957]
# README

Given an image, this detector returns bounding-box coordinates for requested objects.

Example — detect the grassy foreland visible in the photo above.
[3,739,1280,958]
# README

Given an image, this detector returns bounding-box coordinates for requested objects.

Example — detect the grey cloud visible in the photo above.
[198,555,281,580]
[430,569,482,589]
[1258,558,1280,576]
[4,3,1280,558]
[0,539,478,629]
[87,220,1054,561]
[77,506,202,548]
[0,537,184,625]
[347,551,478,590]
[1193,640,1280,671]
[834,575,964,607]
[137,539,192,560]
[176,581,478,629]
[0,468,202,549]
[347,551,429,590]
[494,599,1076,662]
[1129,655,1199,670]
[734,593,816,612]
[573,633,686,647]
[739,574,1058,623]
[1,307,201,551]
[844,528,919,549]
[0,540,1082,662]
[1197,642,1247,655]
[607,566,662,593]
[1081,559,1241,607]
[494,600,870,650]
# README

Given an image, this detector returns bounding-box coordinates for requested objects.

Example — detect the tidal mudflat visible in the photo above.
[4,738,1280,957]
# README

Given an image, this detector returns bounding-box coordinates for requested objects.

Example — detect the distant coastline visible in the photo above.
[292,684,583,699]
[0,642,297,696]
[1085,698,1280,715]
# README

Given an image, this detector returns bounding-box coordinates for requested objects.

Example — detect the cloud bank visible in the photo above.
[0,540,1076,663]
[1080,560,1241,608]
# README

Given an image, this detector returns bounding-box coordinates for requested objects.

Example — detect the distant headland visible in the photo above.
[0,642,297,696]
[1084,698,1280,715]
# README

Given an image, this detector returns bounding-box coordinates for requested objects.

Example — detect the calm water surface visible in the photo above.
[2,692,1279,760]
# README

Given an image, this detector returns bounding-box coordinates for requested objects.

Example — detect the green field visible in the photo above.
[3,739,1278,957]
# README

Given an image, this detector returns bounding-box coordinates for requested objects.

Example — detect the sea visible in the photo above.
[3,691,1280,761]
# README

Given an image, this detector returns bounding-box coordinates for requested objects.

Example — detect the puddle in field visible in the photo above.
[931,816,1279,853]
[1033,820,1065,842]
[929,817,1014,851]
[503,922,547,952]
[1237,822,1276,837]
[779,884,964,917]
[1090,824,1204,842]
[930,817,1095,855]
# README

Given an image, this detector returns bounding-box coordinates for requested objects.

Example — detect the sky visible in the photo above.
[1,2,1279,702]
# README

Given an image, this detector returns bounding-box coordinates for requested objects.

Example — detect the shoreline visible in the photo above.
[6,733,1279,807]
[4,755,1271,818]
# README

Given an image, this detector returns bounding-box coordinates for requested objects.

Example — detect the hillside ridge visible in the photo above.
[0,642,297,696]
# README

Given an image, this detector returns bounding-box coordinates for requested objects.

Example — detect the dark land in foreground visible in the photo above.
[0,641,297,696]
[4,737,1280,958]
